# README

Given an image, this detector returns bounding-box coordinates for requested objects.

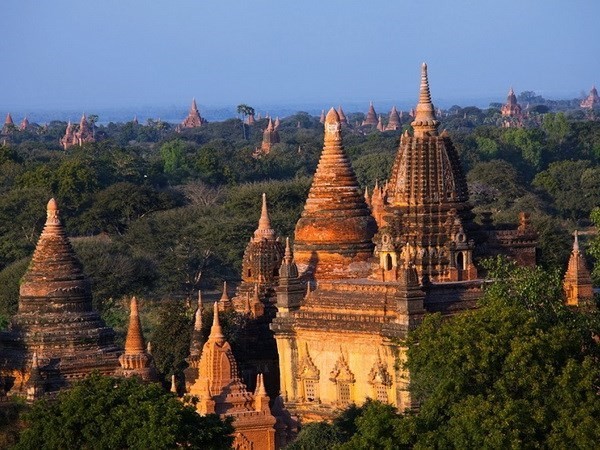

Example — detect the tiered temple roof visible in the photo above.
[0,199,120,394]
[179,98,205,129]
[500,87,523,127]
[581,85,600,109]
[294,108,377,280]
[375,63,477,282]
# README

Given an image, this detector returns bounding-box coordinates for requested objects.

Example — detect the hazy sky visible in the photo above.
[1,1,599,110]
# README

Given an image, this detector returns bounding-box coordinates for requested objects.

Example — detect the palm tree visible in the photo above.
[236,104,255,140]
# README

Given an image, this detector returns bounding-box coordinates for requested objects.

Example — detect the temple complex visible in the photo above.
[385,106,402,131]
[270,63,538,421]
[563,232,594,308]
[187,302,278,450]
[60,115,96,149]
[581,85,600,109]
[500,87,523,127]
[0,199,120,397]
[362,101,378,126]
[178,98,206,129]
[118,297,157,381]
[260,118,281,154]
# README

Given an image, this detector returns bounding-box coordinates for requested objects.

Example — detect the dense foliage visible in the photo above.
[15,374,234,450]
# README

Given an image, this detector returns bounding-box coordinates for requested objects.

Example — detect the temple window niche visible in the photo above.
[368,354,392,403]
[329,352,355,406]
[297,346,320,403]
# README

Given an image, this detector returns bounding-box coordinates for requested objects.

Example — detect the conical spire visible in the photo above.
[564,230,594,307]
[295,108,376,278]
[283,237,293,264]
[5,113,13,125]
[274,117,281,129]
[319,109,325,124]
[191,98,198,112]
[385,106,401,130]
[377,114,384,132]
[194,291,203,331]
[363,101,378,126]
[209,301,225,342]
[337,105,347,124]
[124,297,146,354]
[218,281,233,311]
[266,117,274,132]
[411,63,439,137]
[254,193,276,241]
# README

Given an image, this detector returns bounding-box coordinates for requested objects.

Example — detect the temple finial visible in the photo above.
[412,62,439,137]
[210,301,225,341]
[284,237,293,264]
[254,193,275,240]
[573,230,579,252]
[324,107,342,143]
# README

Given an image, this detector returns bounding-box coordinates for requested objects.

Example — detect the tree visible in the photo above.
[236,104,255,140]
[398,258,600,448]
[15,374,234,450]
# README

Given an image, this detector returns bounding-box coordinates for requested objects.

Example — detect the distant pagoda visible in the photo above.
[500,87,523,127]
[385,106,402,131]
[581,86,600,109]
[260,118,280,154]
[179,98,206,129]
[563,231,594,308]
[362,101,378,126]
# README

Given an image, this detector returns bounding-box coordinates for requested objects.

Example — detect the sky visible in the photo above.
[1,0,599,112]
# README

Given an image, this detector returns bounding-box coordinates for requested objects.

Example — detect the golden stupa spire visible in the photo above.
[124,297,146,354]
[411,62,439,137]
[209,301,225,342]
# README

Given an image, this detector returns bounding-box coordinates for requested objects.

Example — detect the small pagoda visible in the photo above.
[581,86,600,109]
[179,98,206,129]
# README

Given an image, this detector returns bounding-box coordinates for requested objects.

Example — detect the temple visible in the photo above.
[0,199,120,397]
[60,115,96,149]
[337,106,348,125]
[178,98,206,130]
[385,106,402,131]
[187,302,278,450]
[2,113,14,134]
[581,85,600,109]
[563,232,594,308]
[270,63,538,421]
[19,117,30,131]
[362,101,378,126]
[500,88,523,127]
[260,118,281,154]
[118,297,157,381]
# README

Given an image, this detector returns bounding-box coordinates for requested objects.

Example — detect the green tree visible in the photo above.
[15,374,234,450]
[399,258,600,448]
[236,104,255,140]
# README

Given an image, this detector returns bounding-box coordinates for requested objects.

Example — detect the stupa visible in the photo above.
[0,199,120,395]
[294,108,377,280]
[581,86,600,109]
[179,98,205,129]
[563,231,594,308]
[362,101,378,126]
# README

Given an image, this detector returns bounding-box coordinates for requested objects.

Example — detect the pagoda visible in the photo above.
[581,86,600,109]
[2,113,14,134]
[260,118,280,154]
[179,98,205,129]
[0,199,120,395]
[385,106,401,131]
[500,87,523,127]
[118,297,157,381]
[337,106,348,125]
[563,232,594,308]
[374,63,477,282]
[75,114,95,145]
[19,117,30,131]
[60,121,76,149]
[362,101,378,126]
[271,64,537,422]
[187,302,277,450]
[294,108,377,280]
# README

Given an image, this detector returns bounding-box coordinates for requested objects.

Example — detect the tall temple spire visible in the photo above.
[124,297,145,354]
[5,113,14,125]
[294,108,376,279]
[218,281,233,311]
[119,297,157,381]
[411,63,439,137]
[563,231,594,308]
[254,193,276,241]
[209,301,225,342]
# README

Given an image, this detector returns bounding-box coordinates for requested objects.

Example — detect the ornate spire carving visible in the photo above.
[411,63,439,137]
